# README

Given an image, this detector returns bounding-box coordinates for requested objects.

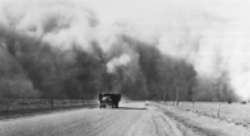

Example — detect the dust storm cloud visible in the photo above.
[0,0,249,100]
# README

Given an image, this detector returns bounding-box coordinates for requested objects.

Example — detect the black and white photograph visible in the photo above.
[0,0,250,135]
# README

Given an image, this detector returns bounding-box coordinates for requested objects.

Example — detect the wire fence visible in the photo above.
[160,101,250,127]
[0,98,98,113]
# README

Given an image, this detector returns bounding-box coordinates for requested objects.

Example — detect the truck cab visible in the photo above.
[98,93,121,108]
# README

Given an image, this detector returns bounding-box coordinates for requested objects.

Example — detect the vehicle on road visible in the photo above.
[98,93,121,108]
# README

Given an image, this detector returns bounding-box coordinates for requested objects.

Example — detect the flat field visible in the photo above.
[162,102,250,128]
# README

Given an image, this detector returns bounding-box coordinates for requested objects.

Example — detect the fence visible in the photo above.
[161,101,250,127]
[0,98,98,113]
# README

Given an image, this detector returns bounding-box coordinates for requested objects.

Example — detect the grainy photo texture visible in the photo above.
[0,0,250,136]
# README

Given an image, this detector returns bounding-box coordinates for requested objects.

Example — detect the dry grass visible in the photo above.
[162,102,250,127]
[0,99,97,116]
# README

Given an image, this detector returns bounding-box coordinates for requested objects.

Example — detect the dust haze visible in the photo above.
[0,0,249,100]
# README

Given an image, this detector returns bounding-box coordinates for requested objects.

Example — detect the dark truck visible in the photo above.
[98,93,121,108]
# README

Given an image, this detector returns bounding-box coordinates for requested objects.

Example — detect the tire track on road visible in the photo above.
[153,103,232,136]
[4,102,246,136]
[88,110,143,136]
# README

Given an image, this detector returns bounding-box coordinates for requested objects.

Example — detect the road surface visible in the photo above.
[0,102,250,136]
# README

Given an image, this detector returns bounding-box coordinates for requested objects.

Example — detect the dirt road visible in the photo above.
[0,102,250,136]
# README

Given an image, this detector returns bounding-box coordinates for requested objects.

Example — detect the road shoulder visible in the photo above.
[153,103,250,136]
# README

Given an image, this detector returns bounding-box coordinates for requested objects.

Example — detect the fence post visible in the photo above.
[217,103,221,118]
[6,99,10,114]
[192,101,195,111]
[50,99,54,110]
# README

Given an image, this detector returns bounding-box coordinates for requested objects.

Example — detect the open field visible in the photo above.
[161,102,250,128]
[1,102,250,136]
[0,99,97,119]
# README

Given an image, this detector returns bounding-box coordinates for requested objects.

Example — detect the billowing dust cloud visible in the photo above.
[0,0,250,99]
[0,0,97,50]
[107,54,131,73]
